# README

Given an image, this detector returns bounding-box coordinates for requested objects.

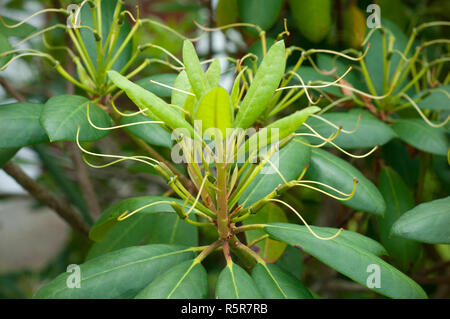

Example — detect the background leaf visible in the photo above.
[391,196,450,244]
[215,262,262,299]
[121,113,173,148]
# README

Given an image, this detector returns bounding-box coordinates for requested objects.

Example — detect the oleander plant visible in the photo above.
[0,0,448,299]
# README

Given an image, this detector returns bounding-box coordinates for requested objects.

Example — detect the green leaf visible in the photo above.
[391,196,450,244]
[239,138,311,207]
[0,16,36,38]
[0,147,19,168]
[0,102,48,148]
[34,244,194,298]
[136,73,177,98]
[238,0,283,32]
[89,196,182,242]
[245,38,276,69]
[194,87,232,137]
[40,95,111,142]
[289,0,332,43]
[205,58,221,88]
[234,40,286,129]
[252,263,312,299]
[301,109,397,149]
[107,70,194,136]
[265,223,426,299]
[306,148,386,215]
[317,54,364,91]
[0,32,12,68]
[414,85,450,111]
[215,262,262,298]
[182,40,209,98]
[377,167,421,270]
[392,119,449,156]
[136,260,207,299]
[120,114,173,148]
[244,203,288,262]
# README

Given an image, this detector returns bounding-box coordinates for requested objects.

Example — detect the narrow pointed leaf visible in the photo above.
[205,58,221,88]
[233,40,286,129]
[182,40,209,98]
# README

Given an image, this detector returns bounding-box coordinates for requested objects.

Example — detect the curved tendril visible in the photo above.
[294,127,342,148]
[148,80,195,96]
[111,100,147,117]
[82,154,132,169]
[295,178,358,197]
[193,19,262,35]
[87,103,163,130]
[139,43,184,67]
[331,81,394,100]
[117,201,172,221]
[307,55,338,75]
[311,113,362,134]
[76,126,159,167]
[141,18,204,42]
[415,21,450,33]
[0,52,55,71]
[268,199,343,240]
[186,174,208,216]
[280,67,352,91]
[302,123,378,158]
[293,178,357,201]
[13,24,67,48]
[0,8,68,29]
[318,96,353,115]
[401,93,450,128]
[309,45,370,62]
[281,72,321,104]
[261,156,288,185]
[121,10,137,23]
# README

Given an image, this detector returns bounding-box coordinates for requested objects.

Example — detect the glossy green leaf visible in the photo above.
[244,203,288,262]
[275,245,303,280]
[414,85,450,111]
[194,87,233,137]
[234,40,286,129]
[239,138,311,207]
[136,260,207,299]
[301,109,397,149]
[238,0,283,32]
[377,167,421,270]
[40,95,111,142]
[391,196,450,244]
[252,263,312,299]
[136,73,177,98]
[120,113,173,148]
[215,262,262,299]
[0,147,19,168]
[245,38,276,69]
[392,119,449,156]
[265,223,426,299]
[205,58,221,88]
[0,102,48,148]
[289,0,332,43]
[34,245,194,298]
[182,40,209,98]
[107,70,194,135]
[306,148,386,215]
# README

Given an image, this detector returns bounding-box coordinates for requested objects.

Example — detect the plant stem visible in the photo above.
[217,162,230,239]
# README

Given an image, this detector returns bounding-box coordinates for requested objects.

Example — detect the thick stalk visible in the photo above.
[216,162,230,239]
